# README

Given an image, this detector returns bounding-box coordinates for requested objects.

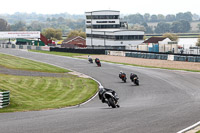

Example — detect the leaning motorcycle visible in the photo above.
[119,73,127,83]
[99,88,120,108]
[95,59,101,67]
[132,76,139,85]
[88,58,93,63]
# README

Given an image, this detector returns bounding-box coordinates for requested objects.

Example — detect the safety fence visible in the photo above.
[50,47,107,54]
[0,91,10,108]
[0,44,50,51]
[106,51,200,62]
[1,44,200,62]
[126,52,200,62]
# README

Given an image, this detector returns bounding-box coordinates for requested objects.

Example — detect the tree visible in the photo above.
[192,13,200,21]
[144,13,150,22]
[27,21,43,31]
[157,14,165,22]
[176,12,192,22]
[150,15,158,22]
[197,23,200,31]
[0,18,10,31]
[141,22,154,33]
[125,14,144,24]
[10,21,26,31]
[171,20,190,33]
[196,36,200,46]
[42,28,62,40]
[57,17,65,23]
[166,14,176,22]
[162,33,178,41]
[154,22,170,33]
[67,30,86,39]
[180,20,191,32]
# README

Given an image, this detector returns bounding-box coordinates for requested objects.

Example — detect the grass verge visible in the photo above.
[0,88,6,92]
[0,74,98,113]
[0,53,98,112]
[0,53,69,73]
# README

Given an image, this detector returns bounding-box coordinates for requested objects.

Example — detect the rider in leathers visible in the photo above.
[130,73,138,82]
[98,86,117,104]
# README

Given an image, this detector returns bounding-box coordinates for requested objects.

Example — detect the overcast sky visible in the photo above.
[1,0,200,15]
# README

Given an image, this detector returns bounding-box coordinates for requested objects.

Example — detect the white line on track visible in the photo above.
[177,121,200,133]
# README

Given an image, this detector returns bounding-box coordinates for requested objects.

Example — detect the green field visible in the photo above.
[0,53,98,112]
[0,53,69,73]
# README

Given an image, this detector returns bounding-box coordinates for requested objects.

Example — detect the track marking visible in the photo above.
[177,121,200,133]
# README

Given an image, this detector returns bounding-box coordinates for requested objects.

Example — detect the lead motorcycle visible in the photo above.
[119,72,127,83]
[99,87,120,108]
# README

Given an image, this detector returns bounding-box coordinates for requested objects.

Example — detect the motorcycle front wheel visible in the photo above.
[135,80,139,85]
[108,98,116,108]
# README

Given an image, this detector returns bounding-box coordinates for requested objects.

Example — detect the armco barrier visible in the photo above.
[188,56,196,62]
[196,57,200,62]
[19,45,23,49]
[0,91,10,108]
[174,56,187,62]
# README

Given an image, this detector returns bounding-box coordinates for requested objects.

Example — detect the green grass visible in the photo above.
[0,53,98,112]
[0,74,98,113]
[0,88,7,92]
[196,131,200,133]
[0,53,69,73]
[29,50,90,57]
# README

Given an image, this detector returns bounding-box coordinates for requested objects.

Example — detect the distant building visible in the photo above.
[85,10,144,47]
[61,36,86,48]
[189,46,200,55]
[141,37,178,53]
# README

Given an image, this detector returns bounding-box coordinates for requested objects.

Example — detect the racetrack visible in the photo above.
[0,49,200,133]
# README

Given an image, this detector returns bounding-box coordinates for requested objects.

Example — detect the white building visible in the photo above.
[189,47,200,55]
[85,10,144,47]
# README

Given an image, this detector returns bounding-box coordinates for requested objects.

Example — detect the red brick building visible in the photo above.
[61,36,86,48]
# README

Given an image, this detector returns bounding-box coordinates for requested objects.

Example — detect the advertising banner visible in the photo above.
[0,31,40,39]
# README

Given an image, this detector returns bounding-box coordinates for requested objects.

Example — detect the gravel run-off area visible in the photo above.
[78,55,200,71]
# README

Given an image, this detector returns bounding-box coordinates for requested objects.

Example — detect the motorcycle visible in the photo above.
[88,58,93,63]
[95,58,101,67]
[99,87,120,108]
[131,76,139,86]
[119,73,127,83]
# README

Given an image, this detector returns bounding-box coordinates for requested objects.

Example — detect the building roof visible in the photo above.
[143,37,167,43]
[63,36,85,43]
[85,10,119,13]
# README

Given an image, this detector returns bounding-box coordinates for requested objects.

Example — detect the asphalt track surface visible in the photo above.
[0,49,200,133]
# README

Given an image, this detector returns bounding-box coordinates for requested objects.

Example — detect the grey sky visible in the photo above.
[1,0,200,15]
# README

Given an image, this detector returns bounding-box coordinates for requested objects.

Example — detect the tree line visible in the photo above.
[1,12,200,39]
[0,12,85,36]
[124,12,198,23]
